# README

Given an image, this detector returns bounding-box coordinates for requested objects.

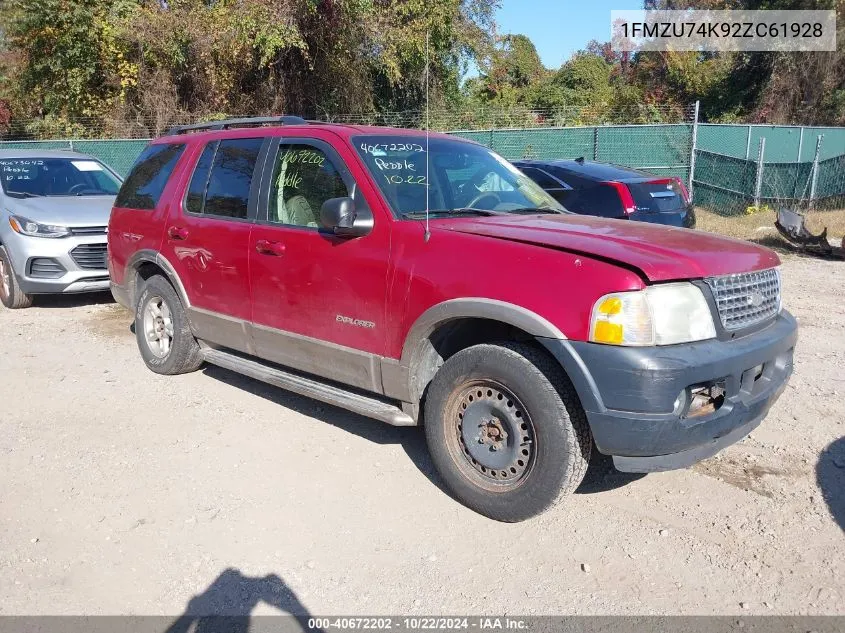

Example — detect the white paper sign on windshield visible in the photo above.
[71,160,103,172]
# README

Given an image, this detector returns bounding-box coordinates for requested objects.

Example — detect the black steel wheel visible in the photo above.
[424,342,591,522]
[447,381,536,489]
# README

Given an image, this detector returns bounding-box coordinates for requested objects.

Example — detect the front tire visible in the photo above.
[135,275,203,375]
[0,246,33,309]
[424,342,591,522]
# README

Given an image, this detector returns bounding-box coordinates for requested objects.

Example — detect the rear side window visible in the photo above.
[185,142,218,214]
[115,143,185,209]
[521,167,562,190]
[202,138,263,219]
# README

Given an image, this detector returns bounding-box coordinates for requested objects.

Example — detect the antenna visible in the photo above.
[424,30,431,243]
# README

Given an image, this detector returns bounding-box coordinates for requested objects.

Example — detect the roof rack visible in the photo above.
[164,115,308,136]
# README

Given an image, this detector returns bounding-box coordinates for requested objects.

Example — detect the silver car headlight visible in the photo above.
[589,282,717,346]
[9,215,71,238]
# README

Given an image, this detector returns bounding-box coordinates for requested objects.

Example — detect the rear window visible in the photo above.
[628,180,685,213]
[115,143,185,210]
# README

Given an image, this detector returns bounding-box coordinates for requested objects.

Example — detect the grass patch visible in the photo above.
[695,207,845,243]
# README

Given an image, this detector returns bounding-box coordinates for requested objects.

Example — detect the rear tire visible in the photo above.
[135,274,203,375]
[424,342,591,522]
[0,246,33,309]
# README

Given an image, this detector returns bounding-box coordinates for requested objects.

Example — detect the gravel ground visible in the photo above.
[0,255,843,617]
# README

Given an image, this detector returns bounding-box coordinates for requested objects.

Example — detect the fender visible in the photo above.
[124,249,191,309]
[381,298,567,403]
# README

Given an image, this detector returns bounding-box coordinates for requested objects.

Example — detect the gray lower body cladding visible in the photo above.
[541,311,797,472]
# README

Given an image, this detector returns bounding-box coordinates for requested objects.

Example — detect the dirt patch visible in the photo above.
[87,303,134,339]
[0,256,843,616]
[692,454,803,499]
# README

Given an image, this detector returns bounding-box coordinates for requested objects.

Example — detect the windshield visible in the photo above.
[0,158,121,197]
[353,135,565,217]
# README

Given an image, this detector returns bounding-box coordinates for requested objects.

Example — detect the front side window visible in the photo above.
[268,144,349,228]
[353,135,563,217]
[0,157,122,199]
[201,138,264,219]
[115,143,185,209]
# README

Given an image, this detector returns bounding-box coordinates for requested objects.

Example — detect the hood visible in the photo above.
[6,195,115,227]
[438,214,780,282]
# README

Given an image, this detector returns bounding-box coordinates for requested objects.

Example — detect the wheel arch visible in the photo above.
[125,250,190,309]
[383,299,568,419]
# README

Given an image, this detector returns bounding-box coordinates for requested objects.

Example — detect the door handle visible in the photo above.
[168,226,188,241]
[255,239,285,256]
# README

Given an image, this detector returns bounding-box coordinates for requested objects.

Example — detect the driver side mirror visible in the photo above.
[320,197,371,237]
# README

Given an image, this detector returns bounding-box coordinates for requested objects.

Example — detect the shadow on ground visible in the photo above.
[817,436,845,533]
[164,568,322,633]
[32,290,115,309]
[575,447,646,494]
[202,364,640,503]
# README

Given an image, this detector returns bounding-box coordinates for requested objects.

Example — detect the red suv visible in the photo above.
[108,116,797,522]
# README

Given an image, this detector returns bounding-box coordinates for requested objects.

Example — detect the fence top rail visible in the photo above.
[0,138,151,144]
[700,122,845,129]
[448,123,693,134]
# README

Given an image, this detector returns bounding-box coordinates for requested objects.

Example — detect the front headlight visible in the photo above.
[590,282,716,346]
[9,215,71,238]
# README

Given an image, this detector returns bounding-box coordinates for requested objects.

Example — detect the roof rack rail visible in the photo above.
[164,115,308,136]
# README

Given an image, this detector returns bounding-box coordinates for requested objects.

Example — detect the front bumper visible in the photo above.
[5,231,110,295]
[540,311,797,472]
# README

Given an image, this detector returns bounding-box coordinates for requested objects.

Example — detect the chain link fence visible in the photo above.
[0,106,842,217]
[694,126,845,216]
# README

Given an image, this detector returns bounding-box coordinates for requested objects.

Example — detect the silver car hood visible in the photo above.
[6,195,115,227]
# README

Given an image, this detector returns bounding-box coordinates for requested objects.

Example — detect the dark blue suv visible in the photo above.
[513,158,696,228]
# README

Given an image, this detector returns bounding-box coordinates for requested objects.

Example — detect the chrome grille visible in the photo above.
[705,268,781,331]
[70,243,108,270]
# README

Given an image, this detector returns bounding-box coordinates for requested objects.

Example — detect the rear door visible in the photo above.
[248,132,391,392]
[160,136,268,353]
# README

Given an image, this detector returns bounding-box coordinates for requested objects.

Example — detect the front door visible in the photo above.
[161,136,266,353]
[249,136,390,392]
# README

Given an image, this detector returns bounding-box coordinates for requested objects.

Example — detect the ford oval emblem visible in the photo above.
[748,291,764,307]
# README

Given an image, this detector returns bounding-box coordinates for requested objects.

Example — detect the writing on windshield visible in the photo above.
[0,158,121,197]
[353,135,561,217]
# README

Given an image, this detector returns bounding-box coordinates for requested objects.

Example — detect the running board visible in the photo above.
[202,347,416,427]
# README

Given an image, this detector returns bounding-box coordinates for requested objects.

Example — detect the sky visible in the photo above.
[495,0,643,69]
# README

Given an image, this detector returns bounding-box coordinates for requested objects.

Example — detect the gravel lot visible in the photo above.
[1,255,843,617]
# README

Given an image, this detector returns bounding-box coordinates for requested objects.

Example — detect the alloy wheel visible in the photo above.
[142,295,174,358]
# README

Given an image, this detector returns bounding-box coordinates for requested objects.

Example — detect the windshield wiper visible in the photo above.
[401,207,502,219]
[503,206,565,215]
[5,191,44,198]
